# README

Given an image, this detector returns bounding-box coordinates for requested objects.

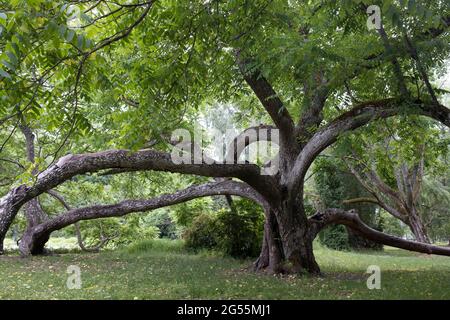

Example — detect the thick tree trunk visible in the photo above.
[275,197,320,275]
[19,227,49,255]
[254,209,284,273]
[19,198,49,255]
[23,199,47,229]
[0,186,28,253]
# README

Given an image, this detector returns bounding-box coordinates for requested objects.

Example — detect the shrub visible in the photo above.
[183,199,264,258]
[319,225,350,251]
[183,214,218,251]
[215,209,264,258]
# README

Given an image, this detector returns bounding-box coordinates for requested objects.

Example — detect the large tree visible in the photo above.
[1,0,450,274]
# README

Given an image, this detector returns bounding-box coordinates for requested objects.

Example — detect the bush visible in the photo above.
[183,199,264,258]
[319,225,350,251]
[183,214,218,251]
[215,209,263,258]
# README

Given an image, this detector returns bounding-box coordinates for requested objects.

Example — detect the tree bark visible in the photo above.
[1,100,448,277]
[407,208,430,244]
[0,148,273,252]
[17,180,269,255]
[254,209,284,273]
[274,195,320,274]
[309,208,450,256]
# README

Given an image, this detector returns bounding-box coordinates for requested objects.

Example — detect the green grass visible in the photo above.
[0,239,449,299]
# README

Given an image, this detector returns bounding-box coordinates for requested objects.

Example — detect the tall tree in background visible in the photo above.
[314,155,382,250]
[343,117,449,243]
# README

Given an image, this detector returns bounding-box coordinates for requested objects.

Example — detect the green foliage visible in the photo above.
[215,203,264,258]
[172,198,213,227]
[183,213,218,252]
[74,216,159,249]
[319,225,351,251]
[335,116,450,243]
[144,209,179,239]
[380,211,407,238]
[183,199,264,258]
[314,154,382,250]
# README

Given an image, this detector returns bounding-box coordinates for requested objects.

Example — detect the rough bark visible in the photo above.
[1,98,448,276]
[274,194,320,274]
[0,148,275,251]
[407,208,430,243]
[254,209,284,273]
[309,209,450,256]
[18,180,269,255]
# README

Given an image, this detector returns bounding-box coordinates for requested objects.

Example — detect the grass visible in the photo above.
[0,238,449,299]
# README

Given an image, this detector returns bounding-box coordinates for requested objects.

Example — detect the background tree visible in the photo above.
[314,154,382,250]
[341,116,449,243]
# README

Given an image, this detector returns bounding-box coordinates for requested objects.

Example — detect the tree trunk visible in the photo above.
[254,209,284,273]
[19,227,50,255]
[17,121,49,255]
[407,209,430,244]
[275,196,320,275]
[0,186,28,253]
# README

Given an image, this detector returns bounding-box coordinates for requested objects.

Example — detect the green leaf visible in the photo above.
[0,68,11,79]
[1,59,15,71]
[6,51,18,65]
[66,29,75,42]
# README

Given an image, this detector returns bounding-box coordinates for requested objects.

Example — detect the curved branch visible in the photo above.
[46,190,115,253]
[0,148,275,252]
[288,100,450,193]
[19,180,269,254]
[309,208,450,256]
[225,124,277,163]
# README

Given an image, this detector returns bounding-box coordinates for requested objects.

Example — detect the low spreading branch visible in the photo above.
[309,209,450,256]
[19,180,268,255]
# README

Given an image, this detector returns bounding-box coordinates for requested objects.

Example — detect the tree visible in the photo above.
[314,154,382,250]
[1,0,450,275]
[342,117,450,243]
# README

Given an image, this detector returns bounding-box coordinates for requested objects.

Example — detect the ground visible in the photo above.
[0,239,449,299]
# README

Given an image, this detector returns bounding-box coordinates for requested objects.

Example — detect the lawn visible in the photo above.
[0,239,449,300]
